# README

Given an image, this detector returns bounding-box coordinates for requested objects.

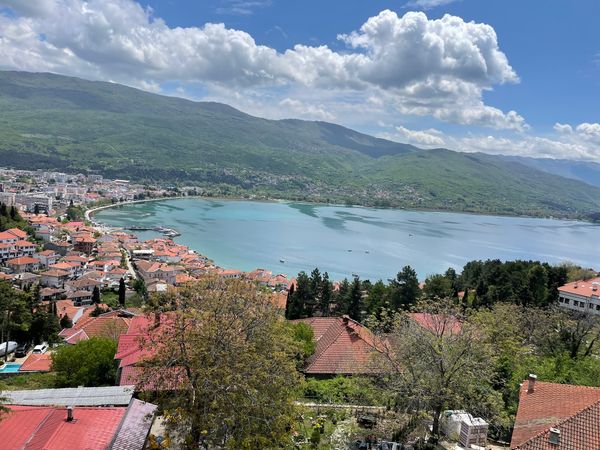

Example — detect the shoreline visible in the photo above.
[86,194,594,226]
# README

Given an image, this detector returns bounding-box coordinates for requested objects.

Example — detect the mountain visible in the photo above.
[499,155,600,188]
[1,70,599,219]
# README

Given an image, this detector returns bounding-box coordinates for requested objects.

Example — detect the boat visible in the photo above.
[279,259,285,263]
[365,250,370,254]
[347,249,352,252]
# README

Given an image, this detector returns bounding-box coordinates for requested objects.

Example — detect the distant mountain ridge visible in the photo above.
[0,70,599,219]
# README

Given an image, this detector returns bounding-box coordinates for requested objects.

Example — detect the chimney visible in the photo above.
[66,406,74,422]
[342,315,350,326]
[548,427,560,445]
[527,374,537,394]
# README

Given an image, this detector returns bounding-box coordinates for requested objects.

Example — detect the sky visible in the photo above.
[0,0,599,161]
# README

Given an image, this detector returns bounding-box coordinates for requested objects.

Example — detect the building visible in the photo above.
[6,256,41,273]
[511,375,600,449]
[291,316,381,376]
[558,277,600,315]
[0,386,157,450]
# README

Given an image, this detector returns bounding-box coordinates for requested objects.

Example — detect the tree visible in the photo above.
[0,281,32,360]
[118,278,126,308]
[348,277,363,321]
[319,272,333,317]
[389,266,420,311]
[52,337,117,387]
[92,286,101,304]
[375,300,494,442]
[423,273,454,300]
[139,278,301,449]
[60,314,73,329]
[528,265,549,307]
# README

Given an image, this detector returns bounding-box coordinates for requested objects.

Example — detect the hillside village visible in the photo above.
[1,167,600,449]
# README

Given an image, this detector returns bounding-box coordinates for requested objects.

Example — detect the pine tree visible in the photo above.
[92,286,101,304]
[319,272,332,317]
[118,278,126,308]
[348,277,363,321]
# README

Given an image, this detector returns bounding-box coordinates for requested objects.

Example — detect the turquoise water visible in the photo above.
[94,198,600,280]
[0,363,22,373]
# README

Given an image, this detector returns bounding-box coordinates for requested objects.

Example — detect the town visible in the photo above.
[1,167,600,449]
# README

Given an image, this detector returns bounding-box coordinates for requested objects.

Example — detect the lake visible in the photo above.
[94,198,600,280]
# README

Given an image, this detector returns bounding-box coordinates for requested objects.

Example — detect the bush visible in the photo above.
[51,337,117,387]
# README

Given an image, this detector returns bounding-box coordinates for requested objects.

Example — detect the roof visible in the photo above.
[408,312,462,335]
[60,315,132,344]
[6,256,40,265]
[19,353,52,372]
[511,380,600,448]
[291,316,379,375]
[41,269,70,277]
[514,400,600,449]
[6,228,28,239]
[558,277,600,298]
[109,399,158,450]
[0,405,126,450]
[1,386,135,407]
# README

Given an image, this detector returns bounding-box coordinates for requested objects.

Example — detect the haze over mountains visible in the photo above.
[1,70,599,219]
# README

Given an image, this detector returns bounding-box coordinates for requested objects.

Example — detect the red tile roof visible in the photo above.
[6,256,40,265]
[559,277,600,298]
[292,316,379,375]
[19,353,52,372]
[60,315,132,344]
[511,380,600,448]
[0,405,126,450]
[408,312,462,335]
[6,228,27,239]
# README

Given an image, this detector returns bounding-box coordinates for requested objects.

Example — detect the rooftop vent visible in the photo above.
[66,406,74,422]
[549,427,560,445]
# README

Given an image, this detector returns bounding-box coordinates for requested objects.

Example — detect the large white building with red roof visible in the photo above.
[558,277,600,315]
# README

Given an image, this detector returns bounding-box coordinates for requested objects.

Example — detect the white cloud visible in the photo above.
[382,125,445,146]
[554,122,573,134]
[0,2,525,130]
[279,98,336,121]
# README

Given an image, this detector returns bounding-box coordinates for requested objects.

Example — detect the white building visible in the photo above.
[558,277,600,315]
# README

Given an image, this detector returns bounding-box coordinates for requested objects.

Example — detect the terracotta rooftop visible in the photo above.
[0,405,125,450]
[511,379,600,449]
[291,316,380,375]
[19,353,52,372]
[558,277,600,298]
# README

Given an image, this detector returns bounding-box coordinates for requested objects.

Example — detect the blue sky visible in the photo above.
[0,0,599,160]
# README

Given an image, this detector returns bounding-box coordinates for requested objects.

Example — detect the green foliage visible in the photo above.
[288,322,316,364]
[51,337,118,387]
[1,71,600,218]
[59,314,72,329]
[0,202,31,233]
[0,372,57,391]
[303,376,386,406]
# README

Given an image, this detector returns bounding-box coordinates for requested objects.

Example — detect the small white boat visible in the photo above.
[279,259,285,263]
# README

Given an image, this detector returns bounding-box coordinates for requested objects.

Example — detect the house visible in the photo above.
[74,235,96,254]
[511,375,600,449]
[65,277,104,292]
[36,249,60,268]
[291,316,380,376]
[6,256,40,273]
[67,290,94,305]
[0,387,157,450]
[59,313,133,344]
[49,262,80,278]
[558,277,600,315]
[45,240,74,256]
[0,242,16,262]
[0,231,18,245]
[40,269,70,288]
[5,227,27,240]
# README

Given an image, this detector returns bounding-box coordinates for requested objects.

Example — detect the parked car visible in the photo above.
[32,343,48,354]
[15,342,31,358]
[0,341,18,357]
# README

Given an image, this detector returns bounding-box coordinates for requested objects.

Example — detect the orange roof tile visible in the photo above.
[19,353,52,372]
[511,380,600,448]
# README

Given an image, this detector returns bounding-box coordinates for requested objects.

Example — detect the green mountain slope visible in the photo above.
[0,70,599,218]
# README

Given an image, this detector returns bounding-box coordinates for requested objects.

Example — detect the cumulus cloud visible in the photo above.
[382,121,600,162]
[0,1,525,130]
[382,125,446,146]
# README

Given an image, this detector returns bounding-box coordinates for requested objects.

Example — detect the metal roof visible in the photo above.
[1,385,135,406]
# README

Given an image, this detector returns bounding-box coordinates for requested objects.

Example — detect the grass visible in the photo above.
[0,372,57,391]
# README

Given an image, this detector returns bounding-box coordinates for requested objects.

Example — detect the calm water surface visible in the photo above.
[94,198,600,280]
